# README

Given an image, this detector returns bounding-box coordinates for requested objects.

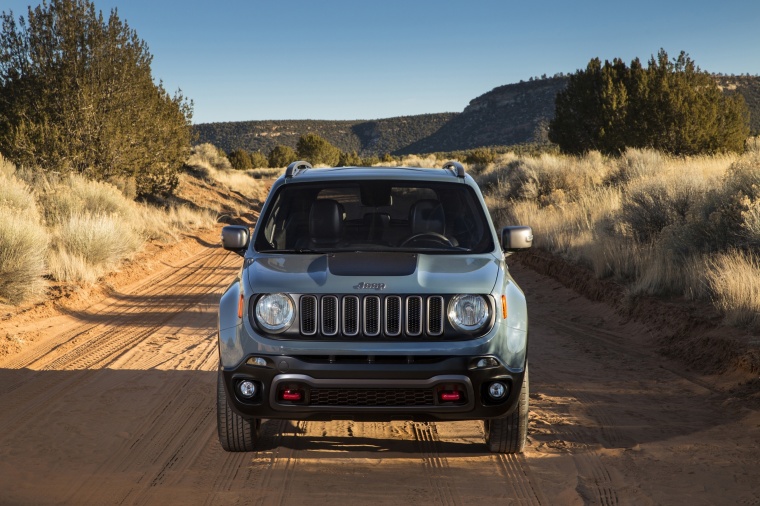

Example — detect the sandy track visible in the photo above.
[1,243,758,505]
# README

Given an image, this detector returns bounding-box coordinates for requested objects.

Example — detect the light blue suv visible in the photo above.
[218,161,533,453]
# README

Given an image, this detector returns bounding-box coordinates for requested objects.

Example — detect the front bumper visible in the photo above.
[221,354,525,422]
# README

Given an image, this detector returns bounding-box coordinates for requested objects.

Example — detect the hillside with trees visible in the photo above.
[193,114,457,157]
[195,73,760,156]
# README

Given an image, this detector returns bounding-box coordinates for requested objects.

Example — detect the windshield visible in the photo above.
[254,180,494,254]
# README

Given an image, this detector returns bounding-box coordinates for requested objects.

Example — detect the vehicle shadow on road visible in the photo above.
[254,419,490,457]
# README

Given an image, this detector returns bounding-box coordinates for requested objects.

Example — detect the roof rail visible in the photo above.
[442,160,465,178]
[285,160,313,178]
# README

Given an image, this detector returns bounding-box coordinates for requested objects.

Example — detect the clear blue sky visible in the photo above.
[3,0,760,124]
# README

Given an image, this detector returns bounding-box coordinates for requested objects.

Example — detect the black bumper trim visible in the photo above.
[221,354,524,422]
[270,374,475,413]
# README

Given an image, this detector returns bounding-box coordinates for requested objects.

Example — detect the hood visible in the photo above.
[246,252,500,295]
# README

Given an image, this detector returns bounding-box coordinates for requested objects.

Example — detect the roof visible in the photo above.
[280,165,471,184]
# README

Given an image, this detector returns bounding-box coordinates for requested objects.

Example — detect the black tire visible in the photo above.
[217,369,259,452]
[484,363,529,453]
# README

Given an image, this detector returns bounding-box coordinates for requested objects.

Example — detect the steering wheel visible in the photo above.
[399,232,454,248]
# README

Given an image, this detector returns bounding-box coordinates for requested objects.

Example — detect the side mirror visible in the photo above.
[501,226,533,251]
[221,225,250,256]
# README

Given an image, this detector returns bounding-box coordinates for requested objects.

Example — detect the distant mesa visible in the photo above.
[194,75,760,155]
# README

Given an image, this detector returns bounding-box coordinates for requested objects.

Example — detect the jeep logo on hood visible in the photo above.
[353,282,386,291]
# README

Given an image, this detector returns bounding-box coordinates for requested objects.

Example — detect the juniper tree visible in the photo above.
[296,133,340,167]
[0,0,193,196]
[549,50,749,155]
[267,145,296,168]
[228,149,252,170]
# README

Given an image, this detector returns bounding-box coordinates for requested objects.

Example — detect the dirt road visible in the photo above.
[1,235,758,505]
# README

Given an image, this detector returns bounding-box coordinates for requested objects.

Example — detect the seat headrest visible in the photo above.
[363,212,391,227]
[410,199,445,235]
[309,199,343,246]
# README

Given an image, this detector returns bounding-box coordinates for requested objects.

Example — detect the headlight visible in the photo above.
[448,294,490,332]
[255,293,294,332]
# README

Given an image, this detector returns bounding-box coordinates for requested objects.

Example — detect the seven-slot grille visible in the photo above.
[299,295,445,338]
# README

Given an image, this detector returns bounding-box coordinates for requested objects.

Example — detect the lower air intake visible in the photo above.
[309,388,435,407]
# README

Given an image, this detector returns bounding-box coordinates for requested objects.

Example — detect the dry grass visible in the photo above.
[0,166,47,303]
[186,143,232,171]
[0,151,221,303]
[481,146,758,329]
[36,173,137,226]
[0,170,39,219]
[48,212,141,283]
[0,216,48,304]
[706,252,760,329]
[185,143,274,204]
[383,154,441,168]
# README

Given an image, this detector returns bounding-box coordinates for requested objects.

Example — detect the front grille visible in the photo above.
[300,296,317,335]
[310,388,435,406]
[298,295,447,339]
[321,296,338,336]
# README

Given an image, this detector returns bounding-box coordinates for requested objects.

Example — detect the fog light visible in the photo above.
[488,382,507,399]
[238,380,257,398]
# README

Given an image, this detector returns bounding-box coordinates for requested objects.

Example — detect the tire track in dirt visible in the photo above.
[493,453,546,505]
[63,323,221,504]
[0,247,234,441]
[529,332,624,505]
[0,244,238,505]
[529,311,691,505]
[411,422,463,506]
[205,418,305,506]
[1,243,232,370]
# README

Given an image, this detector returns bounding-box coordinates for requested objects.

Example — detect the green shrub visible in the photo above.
[338,151,362,166]
[228,149,253,170]
[465,147,496,166]
[296,133,341,166]
[268,145,297,168]
[249,151,268,169]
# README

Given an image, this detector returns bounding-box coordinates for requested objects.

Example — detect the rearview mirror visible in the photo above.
[501,226,533,251]
[221,225,250,256]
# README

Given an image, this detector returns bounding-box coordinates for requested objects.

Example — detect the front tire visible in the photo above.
[484,363,529,453]
[217,369,259,452]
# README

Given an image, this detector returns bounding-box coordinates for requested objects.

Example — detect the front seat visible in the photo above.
[308,199,344,249]
[406,199,458,247]
[410,199,446,236]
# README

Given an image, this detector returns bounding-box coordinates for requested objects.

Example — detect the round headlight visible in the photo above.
[448,294,490,332]
[255,293,294,332]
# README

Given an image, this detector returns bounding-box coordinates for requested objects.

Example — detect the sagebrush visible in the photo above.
[472,147,760,328]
